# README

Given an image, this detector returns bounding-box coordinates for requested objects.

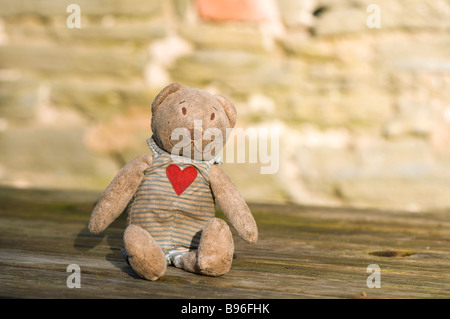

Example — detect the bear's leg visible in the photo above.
[123,224,166,281]
[178,218,234,276]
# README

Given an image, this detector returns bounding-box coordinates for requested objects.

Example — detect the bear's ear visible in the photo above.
[151,82,183,113]
[215,95,237,128]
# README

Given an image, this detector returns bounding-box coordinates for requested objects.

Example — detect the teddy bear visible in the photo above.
[88,82,258,281]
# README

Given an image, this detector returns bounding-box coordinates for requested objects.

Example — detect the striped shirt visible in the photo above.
[126,137,221,253]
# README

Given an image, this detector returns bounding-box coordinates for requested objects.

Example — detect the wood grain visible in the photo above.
[0,187,449,299]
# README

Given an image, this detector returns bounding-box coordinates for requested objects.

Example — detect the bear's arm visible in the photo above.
[209,165,258,243]
[88,155,153,234]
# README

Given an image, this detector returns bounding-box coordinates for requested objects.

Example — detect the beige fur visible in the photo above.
[124,224,166,281]
[209,166,258,244]
[88,155,152,234]
[88,83,258,280]
[150,84,236,161]
[178,218,234,276]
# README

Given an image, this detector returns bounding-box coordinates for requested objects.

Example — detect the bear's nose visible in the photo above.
[189,128,203,140]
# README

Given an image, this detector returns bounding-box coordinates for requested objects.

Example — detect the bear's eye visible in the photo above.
[210,112,215,121]
[182,107,187,115]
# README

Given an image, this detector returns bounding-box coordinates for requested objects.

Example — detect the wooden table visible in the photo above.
[0,187,449,299]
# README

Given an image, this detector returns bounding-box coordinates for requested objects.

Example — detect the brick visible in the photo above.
[178,22,266,52]
[50,78,153,121]
[0,0,162,17]
[0,126,117,189]
[196,0,272,22]
[169,50,267,88]
[277,0,317,28]
[0,78,40,120]
[52,22,167,45]
[312,0,450,36]
[0,45,146,77]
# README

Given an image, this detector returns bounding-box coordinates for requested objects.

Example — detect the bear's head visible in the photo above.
[150,83,237,161]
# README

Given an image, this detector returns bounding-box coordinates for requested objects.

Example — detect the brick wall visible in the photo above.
[0,0,449,211]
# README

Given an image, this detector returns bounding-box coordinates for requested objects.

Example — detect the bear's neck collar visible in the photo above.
[147,136,222,165]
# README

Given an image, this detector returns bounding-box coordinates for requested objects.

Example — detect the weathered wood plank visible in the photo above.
[0,187,449,299]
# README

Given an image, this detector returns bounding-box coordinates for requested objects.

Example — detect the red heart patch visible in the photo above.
[166,164,197,196]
